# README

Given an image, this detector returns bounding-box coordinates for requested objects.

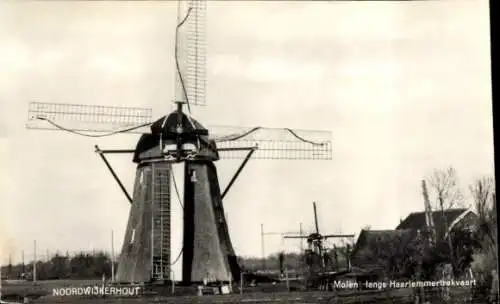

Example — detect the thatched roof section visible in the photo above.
[350,229,417,273]
[351,229,416,257]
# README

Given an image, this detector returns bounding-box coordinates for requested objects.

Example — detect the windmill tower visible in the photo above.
[25,0,333,284]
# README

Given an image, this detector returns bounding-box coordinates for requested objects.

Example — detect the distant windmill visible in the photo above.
[25,0,333,285]
[284,202,354,273]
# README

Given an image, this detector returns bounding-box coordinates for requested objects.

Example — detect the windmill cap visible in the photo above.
[150,112,209,138]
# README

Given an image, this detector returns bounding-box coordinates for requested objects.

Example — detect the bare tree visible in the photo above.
[470,176,496,221]
[470,176,497,277]
[427,167,465,275]
[428,166,465,211]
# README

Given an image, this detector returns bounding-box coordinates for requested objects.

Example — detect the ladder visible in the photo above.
[151,163,171,281]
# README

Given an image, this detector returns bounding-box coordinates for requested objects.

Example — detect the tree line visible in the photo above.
[237,246,351,275]
[1,251,116,280]
[1,250,324,280]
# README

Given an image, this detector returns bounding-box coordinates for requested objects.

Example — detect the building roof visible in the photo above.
[351,229,416,256]
[396,208,473,235]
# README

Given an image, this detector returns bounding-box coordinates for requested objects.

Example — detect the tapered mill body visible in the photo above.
[115,103,239,284]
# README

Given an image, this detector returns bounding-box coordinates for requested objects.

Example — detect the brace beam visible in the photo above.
[95,145,133,204]
[221,147,257,200]
[283,234,355,239]
[99,149,135,154]
[217,147,259,152]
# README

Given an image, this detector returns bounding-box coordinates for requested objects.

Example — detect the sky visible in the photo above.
[0,0,494,278]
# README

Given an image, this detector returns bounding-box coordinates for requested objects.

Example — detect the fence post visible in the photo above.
[170,270,175,295]
[240,271,243,296]
[285,269,290,292]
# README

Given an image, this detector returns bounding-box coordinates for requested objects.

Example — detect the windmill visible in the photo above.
[25,0,333,285]
[284,202,354,273]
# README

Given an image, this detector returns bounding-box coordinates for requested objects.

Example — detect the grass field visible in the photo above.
[1,279,103,302]
[35,291,391,304]
[1,279,413,304]
[1,279,478,304]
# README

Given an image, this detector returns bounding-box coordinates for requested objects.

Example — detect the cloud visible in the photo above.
[0,40,32,73]
[213,2,403,43]
[0,139,17,263]
[211,54,326,83]
[84,53,147,76]
[247,57,326,82]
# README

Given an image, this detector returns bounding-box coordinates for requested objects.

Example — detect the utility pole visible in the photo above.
[421,180,436,245]
[21,250,25,274]
[260,224,265,270]
[66,250,70,273]
[1,250,3,301]
[111,229,115,282]
[299,223,303,252]
[33,240,37,282]
[7,254,12,278]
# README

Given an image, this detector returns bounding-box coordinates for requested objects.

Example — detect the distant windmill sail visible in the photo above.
[313,201,319,234]
[283,202,355,273]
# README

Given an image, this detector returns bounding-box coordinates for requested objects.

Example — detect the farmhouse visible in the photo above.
[396,208,478,238]
[349,208,478,281]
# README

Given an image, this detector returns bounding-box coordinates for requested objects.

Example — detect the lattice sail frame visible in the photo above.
[175,0,206,107]
[26,102,152,133]
[26,102,332,160]
[213,127,332,160]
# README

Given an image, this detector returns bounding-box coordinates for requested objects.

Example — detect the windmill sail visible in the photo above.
[313,201,319,234]
[26,102,152,134]
[27,102,332,160]
[175,0,206,108]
